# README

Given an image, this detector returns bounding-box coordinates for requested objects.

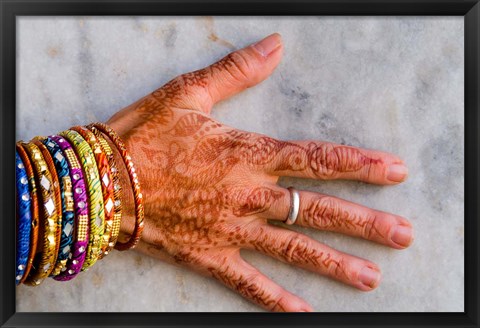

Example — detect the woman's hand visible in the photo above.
[106,33,413,312]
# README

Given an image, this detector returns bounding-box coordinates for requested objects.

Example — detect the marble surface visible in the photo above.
[16,16,464,312]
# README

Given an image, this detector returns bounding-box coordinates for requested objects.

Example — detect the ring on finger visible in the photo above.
[284,187,300,225]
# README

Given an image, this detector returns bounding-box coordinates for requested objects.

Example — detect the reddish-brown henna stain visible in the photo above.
[166,112,210,136]
[106,59,377,310]
[247,227,348,281]
[302,196,385,239]
[207,257,287,311]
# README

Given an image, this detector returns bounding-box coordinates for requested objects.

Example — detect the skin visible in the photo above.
[105,33,414,312]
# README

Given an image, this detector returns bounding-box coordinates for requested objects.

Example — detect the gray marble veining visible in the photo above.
[16,16,463,312]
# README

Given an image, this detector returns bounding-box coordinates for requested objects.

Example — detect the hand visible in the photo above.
[106,33,413,312]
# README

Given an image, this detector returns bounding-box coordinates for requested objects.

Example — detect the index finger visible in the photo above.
[253,137,408,185]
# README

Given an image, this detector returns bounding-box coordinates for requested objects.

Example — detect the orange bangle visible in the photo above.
[21,141,61,285]
[88,125,122,256]
[87,122,144,251]
[70,126,115,259]
[16,143,40,284]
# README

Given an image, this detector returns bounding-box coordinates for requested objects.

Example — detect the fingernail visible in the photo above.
[387,164,408,182]
[252,33,281,57]
[359,267,381,289]
[391,225,413,247]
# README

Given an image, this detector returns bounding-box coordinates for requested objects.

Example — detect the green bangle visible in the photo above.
[59,130,105,271]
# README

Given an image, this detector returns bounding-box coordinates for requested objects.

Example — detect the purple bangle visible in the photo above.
[50,135,90,281]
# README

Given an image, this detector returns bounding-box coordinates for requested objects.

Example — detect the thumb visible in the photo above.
[171,33,284,113]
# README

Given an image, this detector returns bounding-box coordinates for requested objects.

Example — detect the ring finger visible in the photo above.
[259,185,414,249]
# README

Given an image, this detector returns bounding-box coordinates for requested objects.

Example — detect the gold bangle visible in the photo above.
[31,138,64,276]
[21,141,61,285]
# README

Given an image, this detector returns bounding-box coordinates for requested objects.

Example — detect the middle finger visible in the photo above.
[259,185,414,249]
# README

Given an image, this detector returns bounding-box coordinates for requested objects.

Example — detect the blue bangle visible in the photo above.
[15,150,32,285]
[42,137,76,276]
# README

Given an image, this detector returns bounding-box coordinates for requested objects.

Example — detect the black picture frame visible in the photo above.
[1,0,478,327]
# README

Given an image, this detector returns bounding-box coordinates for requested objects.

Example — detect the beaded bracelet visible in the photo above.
[16,143,40,284]
[50,135,90,281]
[59,130,105,271]
[42,137,76,276]
[15,151,32,284]
[21,141,60,285]
[87,123,144,251]
[88,126,122,257]
[70,126,115,259]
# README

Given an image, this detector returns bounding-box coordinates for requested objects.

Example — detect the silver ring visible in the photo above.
[284,187,300,225]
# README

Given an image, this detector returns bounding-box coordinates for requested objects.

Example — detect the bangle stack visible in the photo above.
[15,123,144,286]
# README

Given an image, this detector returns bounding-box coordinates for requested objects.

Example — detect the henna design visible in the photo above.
[190,134,239,165]
[306,142,379,177]
[222,186,284,217]
[248,227,348,280]
[240,137,283,166]
[135,97,174,125]
[151,78,183,104]
[274,144,307,171]
[209,52,249,80]
[180,70,209,88]
[225,131,377,178]
[225,129,253,141]
[167,112,210,136]
[208,258,286,311]
[103,52,388,311]
[302,196,385,239]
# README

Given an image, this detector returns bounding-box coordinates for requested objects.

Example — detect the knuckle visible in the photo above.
[227,186,284,218]
[306,196,341,229]
[308,143,371,177]
[330,256,348,280]
[240,134,282,167]
[364,160,375,180]
[221,52,252,84]
[308,143,338,177]
[362,214,380,239]
[269,295,287,312]
[284,235,311,264]
[276,145,307,172]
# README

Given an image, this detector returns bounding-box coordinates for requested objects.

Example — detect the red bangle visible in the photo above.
[86,122,144,251]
